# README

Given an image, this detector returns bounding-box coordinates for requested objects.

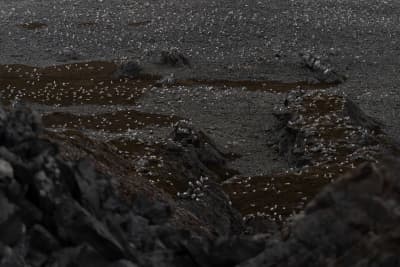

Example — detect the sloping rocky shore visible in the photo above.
[1,101,400,267]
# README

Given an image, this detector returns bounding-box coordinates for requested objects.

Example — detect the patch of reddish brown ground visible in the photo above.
[2,61,377,226]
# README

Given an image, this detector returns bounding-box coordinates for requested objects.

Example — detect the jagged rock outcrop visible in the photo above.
[240,158,400,267]
[165,120,243,236]
[269,91,385,168]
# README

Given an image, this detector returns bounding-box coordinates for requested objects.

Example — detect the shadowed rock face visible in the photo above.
[0,105,255,267]
[240,159,400,267]
[165,120,243,236]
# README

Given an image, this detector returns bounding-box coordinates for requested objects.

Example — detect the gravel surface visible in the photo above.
[1,0,399,140]
[2,3,400,262]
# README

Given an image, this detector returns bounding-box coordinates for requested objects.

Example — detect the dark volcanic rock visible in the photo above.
[170,120,228,177]
[1,103,400,267]
[343,99,383,132]
[166,120,243,236]
[0,105,252,267]
[1,105,42,147]
[0,106,200,266]
[54,198,126,261]
[270,109,310,167]
[29,225,61,254]
[209,236,266,266]
[132,194,172,225]
[241,159,400,267]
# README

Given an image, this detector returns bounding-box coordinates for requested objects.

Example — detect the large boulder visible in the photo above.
[241,158,400,267]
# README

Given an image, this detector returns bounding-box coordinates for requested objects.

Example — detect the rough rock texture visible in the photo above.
[165,120,243,236]
[168,120,230,180]
[343,99,383,132]
[269,90,387,168]
[1,105,400,267]
[0,105,257,267]
[241,159,400,267]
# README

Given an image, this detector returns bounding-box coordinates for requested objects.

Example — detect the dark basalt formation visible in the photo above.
[1,104,400,267]
[240,159,400,267]
[168,120,231,181]
[165,120,243,236]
